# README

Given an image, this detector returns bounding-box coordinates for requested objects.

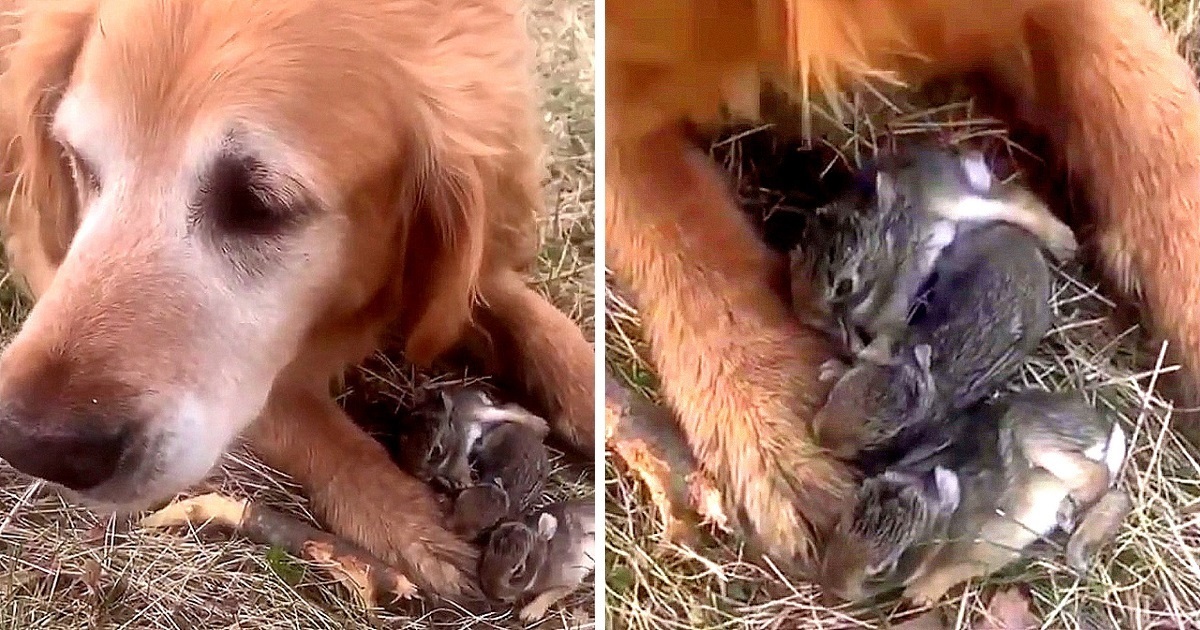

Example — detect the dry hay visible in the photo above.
[604,3,1200,629]
[0,0,596,627]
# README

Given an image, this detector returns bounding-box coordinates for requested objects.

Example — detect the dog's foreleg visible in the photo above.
[471,268,595,454]
[607,122,855,568]
[246,379,481,602]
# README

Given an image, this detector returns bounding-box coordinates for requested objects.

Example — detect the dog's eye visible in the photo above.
[192,155,300,237]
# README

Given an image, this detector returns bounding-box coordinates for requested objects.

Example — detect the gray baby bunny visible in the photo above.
[415,386,551,539]
[479,498,596,622]
[791,143,1073,366]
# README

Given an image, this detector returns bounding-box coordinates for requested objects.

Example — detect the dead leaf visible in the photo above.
[606,372,717,545]
[687,471,732,533]
[142,493,418,609]
[973,588,1040,630]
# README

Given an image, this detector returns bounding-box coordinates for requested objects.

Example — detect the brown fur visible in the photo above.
[608,0,1200,569]
[0,0,593,599]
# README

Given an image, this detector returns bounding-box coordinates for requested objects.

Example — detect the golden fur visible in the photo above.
[0,0,594,598]
[607,0,1200,571]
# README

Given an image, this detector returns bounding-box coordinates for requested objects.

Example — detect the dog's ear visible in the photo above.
[0,1,96,297]
[396,129,489,367]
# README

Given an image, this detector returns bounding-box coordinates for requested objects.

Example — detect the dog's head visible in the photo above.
[0,0,504,509]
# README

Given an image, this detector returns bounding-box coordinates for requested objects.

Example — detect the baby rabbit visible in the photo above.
[413,386,552,539]
[791,143,1074,366]
[819,390,1129,605]
[420,388,542,488]
[816,221,1054,472]
[818,465,962,602]
[902,391,1128,605]
[480,498,596,622]
[812,343,938,461]
[472,415,553,515]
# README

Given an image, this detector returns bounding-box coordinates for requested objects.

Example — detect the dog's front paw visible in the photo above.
[315,461,482,602]
[700,368,857,567]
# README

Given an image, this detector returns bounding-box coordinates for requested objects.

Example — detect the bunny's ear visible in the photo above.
[875,170,898,210]
[475,404,551,436]
[960,151,994,192]
[536,513,559,540]
[439,390,454,413]
[933,466,961,512]
[912,343,933,370]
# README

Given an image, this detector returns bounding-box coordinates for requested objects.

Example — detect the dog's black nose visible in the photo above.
[0,417,130,491]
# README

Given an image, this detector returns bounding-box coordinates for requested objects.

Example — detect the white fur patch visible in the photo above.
[933,195,1011,222]
[876,171,898,209]
[52,90,129,254]
[1103,423,1128,481]
[158,394,231,490]
[927,220,957,250]
[960,152,994,192]
[465,422,484,450]
[537,512,558,539]
[52,92,116,179]
[933,466,961,512]
[1019,478,1071,537]
[475,406,521,424]
[67,184,125,255]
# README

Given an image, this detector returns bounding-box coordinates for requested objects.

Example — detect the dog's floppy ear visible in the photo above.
[395,128,490,366]
[0,1,95,297]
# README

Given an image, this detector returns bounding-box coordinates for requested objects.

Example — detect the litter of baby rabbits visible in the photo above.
[799,142,1130,606]
[402,385,596,622]
[607,107,1200,629]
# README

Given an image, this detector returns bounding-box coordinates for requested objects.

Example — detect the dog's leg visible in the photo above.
[607,122,855,567]
[472,269,594,453]
[1001,0,1200,428]
[246,382,479,601]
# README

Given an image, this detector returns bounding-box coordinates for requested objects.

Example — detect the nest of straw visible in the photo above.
[605,5,1200,628]
[0,0,595,627]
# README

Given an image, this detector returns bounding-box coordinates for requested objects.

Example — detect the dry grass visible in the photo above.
[604,2,1200,629]
[0,0,595,628]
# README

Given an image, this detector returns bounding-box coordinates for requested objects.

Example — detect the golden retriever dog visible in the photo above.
[608,0,1200,572]
[0,0,594,599]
